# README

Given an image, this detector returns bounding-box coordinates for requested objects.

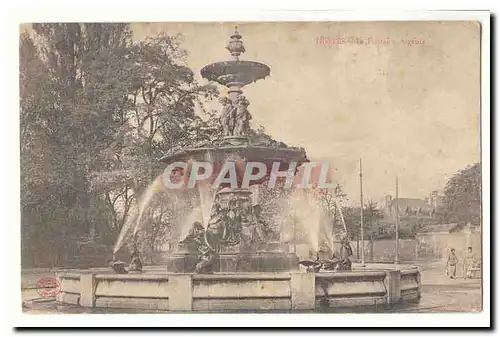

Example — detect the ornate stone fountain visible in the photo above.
[54,28,421,312]
[162,28,308,273]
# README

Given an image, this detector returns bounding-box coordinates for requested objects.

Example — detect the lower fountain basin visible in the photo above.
[55,263,421,312]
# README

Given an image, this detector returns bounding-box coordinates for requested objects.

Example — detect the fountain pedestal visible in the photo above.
[165,248,299,273]
[167,188,299,273]
[160,28,309,274]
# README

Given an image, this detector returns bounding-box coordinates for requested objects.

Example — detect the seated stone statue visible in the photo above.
[128,250,143,272]
[336,237,353,271]
[336,258,352,271]
[181,221,206,253]
[207,203,227,241]
[299,252,323,273]
[299,259,323,273]
[110,260,128,274]
[178,220,217,274]
[321,255,339,271]
[195,251,216,274]
[301,240,353,273]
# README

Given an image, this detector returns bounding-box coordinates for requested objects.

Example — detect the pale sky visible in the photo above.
[131,22,480,204]
[24,22,479,205]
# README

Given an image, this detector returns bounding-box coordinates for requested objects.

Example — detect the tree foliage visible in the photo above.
[21,24,136,267]
[20,23,219,268]
[339,197,384,241]
[437,163,481,225]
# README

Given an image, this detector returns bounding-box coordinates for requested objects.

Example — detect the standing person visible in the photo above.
[447,248,459,279]
[465,246,476,279]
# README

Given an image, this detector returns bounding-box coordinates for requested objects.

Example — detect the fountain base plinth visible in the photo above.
[55,263,421,312]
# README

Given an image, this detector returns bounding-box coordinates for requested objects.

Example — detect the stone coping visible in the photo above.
[191,273,291,281]
[95,274,170,281]
[55,262,419,279]
[352,263,418,271]
[55,272,81,279]
[315,271,387,279]
[56,270,415,281]
[58,271,292,281]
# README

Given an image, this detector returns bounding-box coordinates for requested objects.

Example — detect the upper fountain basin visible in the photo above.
[159,144,308,188]
[160,145,308,170]
[200,60,271,87]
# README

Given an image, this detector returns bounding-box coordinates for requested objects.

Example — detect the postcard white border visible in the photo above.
[4,5,491,329]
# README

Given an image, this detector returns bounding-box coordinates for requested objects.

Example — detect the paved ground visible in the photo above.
[407,260,482,313]
[21,260,482,314]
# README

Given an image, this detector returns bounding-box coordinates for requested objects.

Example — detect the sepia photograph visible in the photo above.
[13,10,490,328]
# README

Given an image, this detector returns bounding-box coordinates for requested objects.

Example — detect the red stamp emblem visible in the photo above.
[36,276,61,297]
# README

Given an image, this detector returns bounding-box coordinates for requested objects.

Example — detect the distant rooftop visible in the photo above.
[382,197,434,220]
[389,198,433,211]
[417,222,480,235]
[418,223,460,234]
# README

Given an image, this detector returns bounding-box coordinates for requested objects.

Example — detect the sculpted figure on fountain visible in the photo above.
[221,197,243,246]
[181,189,282,273]
[181,221,206,251]
[219,97,237,136]
[128,241,143,272]
[219,95,251,138]
[233,95,251,137]
[252,204,271,243]
[181,221,216,273]
[336,235,353,271]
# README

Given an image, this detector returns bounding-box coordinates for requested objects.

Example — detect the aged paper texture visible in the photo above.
[15,14,489,328]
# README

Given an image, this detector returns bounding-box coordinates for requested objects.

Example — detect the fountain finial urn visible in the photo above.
[226,27,246,60]
[200,28,270,90]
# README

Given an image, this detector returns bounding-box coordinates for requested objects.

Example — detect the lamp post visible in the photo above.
[359,158,365,266]
[395,177,400,264]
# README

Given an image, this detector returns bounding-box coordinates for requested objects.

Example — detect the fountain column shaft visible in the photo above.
[227,82,244,102]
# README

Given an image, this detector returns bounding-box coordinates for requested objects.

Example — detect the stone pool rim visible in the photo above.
[55,263,421,312]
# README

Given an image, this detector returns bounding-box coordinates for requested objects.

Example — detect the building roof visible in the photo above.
[391,198,433,212]
[382,197,434,221]
[417,223,460,234]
